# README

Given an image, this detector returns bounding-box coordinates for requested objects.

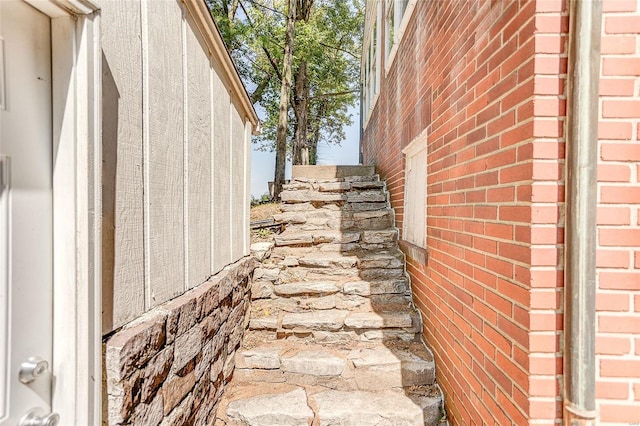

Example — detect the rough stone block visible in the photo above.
[274,281,340,296]
[160,390,193,425]
[173,327,203,374]
[318,182,352,192]
[236,347,282,369]
[130,391,164,426]
[281,310,348,331]
[346,191,386,203]
[251,241,275,261]
[141,346,174,403]
[357,253,404,269]
[226,388,313,426]
[344,312,413,329]
[106,314,166,382]
[249,317,278,330]
[281,350,345,376]
[251,280,274,299]
[362,230,398,244]
[312,390,424,425]
[162,371,196,415]
[254,267,280,282]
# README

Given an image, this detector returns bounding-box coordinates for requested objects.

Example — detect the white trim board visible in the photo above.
[26,1,102,424]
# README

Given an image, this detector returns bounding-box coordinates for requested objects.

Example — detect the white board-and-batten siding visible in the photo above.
[100,0,257,334]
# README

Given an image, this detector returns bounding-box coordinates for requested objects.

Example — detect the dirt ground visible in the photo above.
[250,202,281,222]
[250,202,281,243]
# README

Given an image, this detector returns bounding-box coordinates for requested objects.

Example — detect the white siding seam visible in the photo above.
[182,8,189,292]
[228,100,233,260]
[209,65,215,275]
[244,121,250,255]
[141,0,151,311]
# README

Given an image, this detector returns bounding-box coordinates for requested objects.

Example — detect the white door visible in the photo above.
[0,1,55,425]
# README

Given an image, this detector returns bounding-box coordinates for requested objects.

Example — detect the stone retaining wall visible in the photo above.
[103,256,256,425]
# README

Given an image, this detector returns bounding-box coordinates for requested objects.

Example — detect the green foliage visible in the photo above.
[208,0,364,160]
[251,193,273,206]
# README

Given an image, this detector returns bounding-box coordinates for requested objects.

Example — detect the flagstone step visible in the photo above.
[221,386,313,426]
[233,341,435,391]
[293,250,405,269]
[280,189,389,205]
[275,209,395,232]
[248,308,420,336]
[312,388,441,426]
[255,278,410,298]
[280,201,389,213]
[248,294,415,317]
[217,382,443,426]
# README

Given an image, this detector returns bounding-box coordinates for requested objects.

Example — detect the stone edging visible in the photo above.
[103,256,256,425]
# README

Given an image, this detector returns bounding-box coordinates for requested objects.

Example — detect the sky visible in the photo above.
[250,105,361,197]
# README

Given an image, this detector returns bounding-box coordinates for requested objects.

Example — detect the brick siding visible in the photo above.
[596,0,640,423]
[361,0,640,424]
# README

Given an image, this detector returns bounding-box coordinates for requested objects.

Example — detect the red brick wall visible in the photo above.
[361,0,640,424]
[595,0,640,423]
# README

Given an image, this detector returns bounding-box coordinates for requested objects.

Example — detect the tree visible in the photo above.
[273,0,296,199]
[209,0,363,197]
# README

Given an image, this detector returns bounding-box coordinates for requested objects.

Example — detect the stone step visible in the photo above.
[221,386,314,425]
[280,189,389,205]
[249,294,415,317]
[273,229,398,248]
[233,340,436,392]
[293,250,405,269]
[282,175,381,191]
[251,308,419,332]
[257,278,410,298]
[312,388,442,426]
[280,201,389,213]
[217,382,443,425]
[275,209,395,232]
[274,230,361,247]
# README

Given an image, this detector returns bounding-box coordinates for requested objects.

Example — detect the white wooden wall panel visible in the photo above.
[212,70,232,272]
[100,0,145,332]
[100,0,255,333]
[244,122,252,255]
[231,106,245,261]
[185,22,212,289]
[144,0,185,307]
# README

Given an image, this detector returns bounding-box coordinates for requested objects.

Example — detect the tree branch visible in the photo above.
[308,89,359,100]
[318,41,359,59]
[237,0,283,81]
[246,0,286,17]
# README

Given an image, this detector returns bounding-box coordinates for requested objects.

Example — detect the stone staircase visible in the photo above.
[216,168,444,425]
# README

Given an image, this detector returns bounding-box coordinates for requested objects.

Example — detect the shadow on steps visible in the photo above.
[216,168,447,426]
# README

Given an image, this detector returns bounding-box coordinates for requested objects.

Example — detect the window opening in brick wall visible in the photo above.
[402,136,427,248]
[384,0,417,73]
[362,0,382,125]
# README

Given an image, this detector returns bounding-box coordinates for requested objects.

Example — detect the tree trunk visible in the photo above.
[228,0,239,22]
[273,0,297,200]
[292,61,309,165]
[308,100,327,165]
[291,0,314,165]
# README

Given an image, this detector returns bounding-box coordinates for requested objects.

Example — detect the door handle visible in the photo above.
[18,408,60,426]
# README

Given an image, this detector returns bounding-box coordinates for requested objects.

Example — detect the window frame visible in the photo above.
[384,0,417,75]
[361,0,383,127]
